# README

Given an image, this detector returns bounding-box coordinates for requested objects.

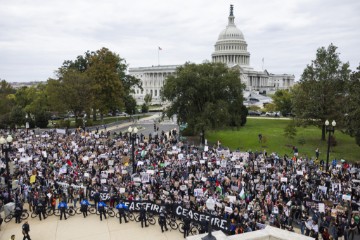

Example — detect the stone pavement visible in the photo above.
[0,210,185,240]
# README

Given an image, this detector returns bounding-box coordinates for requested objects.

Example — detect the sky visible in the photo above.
[0,0,359,83]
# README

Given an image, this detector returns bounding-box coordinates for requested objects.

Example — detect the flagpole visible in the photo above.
[262,58,264,71]
[158,48,160,66]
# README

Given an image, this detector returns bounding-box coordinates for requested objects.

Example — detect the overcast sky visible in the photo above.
[1,0,359,82]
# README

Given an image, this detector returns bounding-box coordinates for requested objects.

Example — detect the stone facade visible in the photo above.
[212,5,295,94]
[129,65,179,105]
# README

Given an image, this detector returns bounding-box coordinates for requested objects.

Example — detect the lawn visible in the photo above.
[206,118,360,163]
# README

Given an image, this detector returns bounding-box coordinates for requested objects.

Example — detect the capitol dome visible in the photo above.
[212,5,250,67]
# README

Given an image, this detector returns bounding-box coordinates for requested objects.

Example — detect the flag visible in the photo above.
[67,159,72,166]
[158,46,162,50]
[239,188,245,200]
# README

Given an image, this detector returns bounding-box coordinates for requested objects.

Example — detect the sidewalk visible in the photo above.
[0,210,183,240]
[92,113,162,133]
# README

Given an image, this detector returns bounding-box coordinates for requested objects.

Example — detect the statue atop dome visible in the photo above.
[230,4,234,16]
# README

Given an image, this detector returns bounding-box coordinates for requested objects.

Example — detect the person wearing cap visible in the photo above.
[22,221,31,240]
[36,198,46,221]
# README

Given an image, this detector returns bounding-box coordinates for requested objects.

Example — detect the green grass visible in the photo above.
[206,118,360,163]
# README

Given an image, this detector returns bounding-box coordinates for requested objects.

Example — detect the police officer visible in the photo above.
[80,198,90,218]
[93,191,100,213]
[58,200,68,220]
[37,198,46,221]
[22,221,31,240]
[183,214,191,238]
[139,205,148,228]
[98,201,107,221]
[115,201,128,224]
[159,209,168,232]
[14,202,23,224]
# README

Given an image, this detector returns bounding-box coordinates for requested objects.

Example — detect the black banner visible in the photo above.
[122,201,230,232]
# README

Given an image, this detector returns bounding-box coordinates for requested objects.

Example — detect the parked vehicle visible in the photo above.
[248,110,261,116]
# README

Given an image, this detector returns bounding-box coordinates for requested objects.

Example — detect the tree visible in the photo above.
[162,62,246,143]
[0,80,16,128]
[56,48,141,121]
[344,64,360,146]
[144,93,152,106]
[292,44,350,140]
[124,95,137,115]
[272,89,292,116]
[284,120,297,140]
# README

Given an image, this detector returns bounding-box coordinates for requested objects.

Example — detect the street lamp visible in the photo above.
[325,120,336,172]
[83,114,87,131]
[202,197,216,240]
[0,135,13,202]
[128,126,138,174]
[25,113,29,135]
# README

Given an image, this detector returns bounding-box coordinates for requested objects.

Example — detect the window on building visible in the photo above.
[150,90,153,96]
[155,90,157,96]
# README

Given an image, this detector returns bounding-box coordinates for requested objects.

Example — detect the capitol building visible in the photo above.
[130,5,295,105]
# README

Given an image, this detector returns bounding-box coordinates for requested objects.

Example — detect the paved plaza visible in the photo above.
[0,210,185,240]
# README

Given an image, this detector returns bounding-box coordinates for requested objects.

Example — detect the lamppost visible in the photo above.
[202,197,216,240]
[0,135,13,202]
[83,114,87,131]
[128,126,138,174]
[325,120,336,172]
[25,113,29,135]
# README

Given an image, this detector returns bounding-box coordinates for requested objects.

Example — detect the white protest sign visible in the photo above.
[133,177,141,182]
[201,177,207,182]
[146,170,155,175]
[225,206,233,213]
[204,146,208,151]
[194,188,203,197]
[281,177,287,183]
[228,195,236,203]
[180,185,187,191]
[297,170,304,175]
[318,203,325,213]
[342,194,351,201]
[200,160,205,164]
[235,165,241,169]
[120,188,126,193]
[108,160,114,166]
[101,179,107,184]
[319,186,327,193]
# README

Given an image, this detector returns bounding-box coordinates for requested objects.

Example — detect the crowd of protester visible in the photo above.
[0,127,359,240]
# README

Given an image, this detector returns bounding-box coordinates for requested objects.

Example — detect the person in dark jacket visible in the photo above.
[15,202,23,224]
[22,221,31,240]
[183,215,191,238]
[159,210,168,232]
[37,198,46,221]
[139,205,148,228]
